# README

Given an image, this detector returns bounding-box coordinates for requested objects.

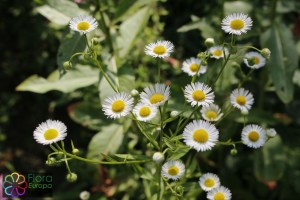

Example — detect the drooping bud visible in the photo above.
[170,111,179,118]
[63,61,72,70]
[230,149,238,155]
[204,38,215,48]
[66,173,78,182]
[130,89,139,97]
[261,48,271,59]
[79,191,91,200]
[152,152,165,163]
[266,128,277,138]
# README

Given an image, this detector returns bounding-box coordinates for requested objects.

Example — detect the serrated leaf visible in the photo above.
[57,31,86,73]
[87,123,124,159]
[116,7,150,58]
[254,136,286,181]
[261,23,298,103]
[16,65,98,93]
[68,102,110,131]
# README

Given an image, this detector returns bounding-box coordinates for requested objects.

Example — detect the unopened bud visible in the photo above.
[231,61,240,68]
[66,173,78,182]
[63,61,72,70]
[261,48,271,59]
[241,109,249,115]
[72,148,80,155]
[130,89,139,97]
[200,60,207,66]
[170,111,179,118]
[79,191,90,200]
[91,37,101,45]
[204,38,215,48]
[46,157,57,166]
[266,128,277,138]
[230,149,238,155]
[152,152,165,163]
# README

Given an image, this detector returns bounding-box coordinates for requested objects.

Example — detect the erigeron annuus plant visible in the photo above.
[32,11,278,199]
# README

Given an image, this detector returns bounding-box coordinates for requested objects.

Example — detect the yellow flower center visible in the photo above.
[192,90,206,101]
[204,178,215,188]
[153,45,167,55]
[206,111,218,120]
[111,100,125,112]
[214,192,225,200]
[189,63,199,72]
[139,107,151,117]
[193,129,209,143]
[254,56,260,64]
[248,131,260,142]
[236,95,247,105]
[230,19,245,30]
[213,50,223,57]
[150,94,165,104]
[44,129,59,140]
[77,22,90,31]
[168,166,179,176]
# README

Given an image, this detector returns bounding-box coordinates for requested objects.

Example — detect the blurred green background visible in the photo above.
[1,0,300,199]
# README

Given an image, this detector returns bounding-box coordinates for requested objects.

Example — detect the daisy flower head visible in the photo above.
[140,83,170,106]
[199,173,221,192]
[33,119,67,145]
[208,46,229,59]
[201,103,223,122]
[102,92,134,119]
[69,15,98,34]
[230,88,254,112]
[221,13,252,35]
[241,124,266,148]
[182,57,207,76]
[183,120,219,152]
[184,82,215,107]
[144,40,174,59]
[133,103,158,122]
[243,51,266,69]
[161,160,185,181]
[207,186,232,200]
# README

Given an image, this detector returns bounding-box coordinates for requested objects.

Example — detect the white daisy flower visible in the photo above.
[140,83,170,106]
[208,46,229,59]
[199,173,221,191]
[221,13,252,35]
[266,128,277,138]
[241,124,266,148]
[184,82,215,107]
[243,51,266,69]
[133,103,158,122]
[69,15,98,34]
[207,186,232,200]
[102,92,134,119]
[144,40,174,58]
[201,103,223,122]
[33,119,67,145]
[161,160,185,181]
[183,120,219,152]
[182,57,207,76]
[230,88,254,112]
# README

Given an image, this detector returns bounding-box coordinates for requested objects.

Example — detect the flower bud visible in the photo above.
[72,148,80,155]
[152,152,165,163]
[261,48,271,59]
[266,128,277,138]
[63,61,72,70]
[46,157,57,166]
[204,38,215,48]
[79,190,90,200]
[200,60,207,66]
[130,89,139,97]
[170,111,179,118]
[231,61,240,68]
[230,149,238,155]
[66,173,78,182]
[91,37,101,45]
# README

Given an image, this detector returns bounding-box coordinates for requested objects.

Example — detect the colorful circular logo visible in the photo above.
[2,172,28,197]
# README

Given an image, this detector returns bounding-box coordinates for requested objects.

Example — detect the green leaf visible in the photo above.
[16,65,98,94]
[118,64,135,92]
[57,32,86,73]
[168,145,190,160]
[224,1,253,15]
[36,0,85,25]
[116,7,150,58]
[254,136,286,181]
[87,123,124,159]
[261,23,298,103]
[68,102,110,131]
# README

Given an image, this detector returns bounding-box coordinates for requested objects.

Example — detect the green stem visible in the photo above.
[159,107,164,151]
[212,53,231,86]
[84,35,91,50]
[157,58,161,83]
[174,106,199,135]
[94,58,118,92]
[240,45,261,52]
